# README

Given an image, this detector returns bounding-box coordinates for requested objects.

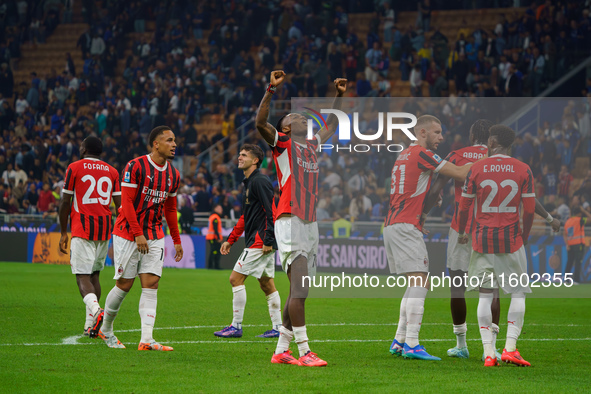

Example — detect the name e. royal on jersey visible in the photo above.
[483,164,515,173]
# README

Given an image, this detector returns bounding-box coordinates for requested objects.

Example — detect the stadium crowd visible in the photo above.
[0,0,590,232]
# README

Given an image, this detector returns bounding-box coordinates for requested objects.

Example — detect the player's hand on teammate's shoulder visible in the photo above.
[135,235,149,254]
[270,70,286,86]
[59,233,69,255]
[220,241,231,255]
[334,78,347,95]
[174,243,183,262]
[262,244,273,254]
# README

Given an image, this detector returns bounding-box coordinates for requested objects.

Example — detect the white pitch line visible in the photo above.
[1,338,590,347]
[1,322,588,347]
[120,322,587,333]
[61,335,83,344]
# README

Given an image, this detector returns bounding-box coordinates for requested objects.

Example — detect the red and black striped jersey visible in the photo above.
[385,144,447,229]
[62,158,121,241]
[445,144,488,233]
[272,131,320,222]
[461,154,535,254]
[113,155,180,241]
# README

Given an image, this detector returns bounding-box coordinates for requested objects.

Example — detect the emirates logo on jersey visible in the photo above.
[142,186,168,204]
[296,157,319,173]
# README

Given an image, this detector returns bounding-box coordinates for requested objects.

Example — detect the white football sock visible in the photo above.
[84,306,93,329]
[231,285,246,329]
[477,292,495,358]
[453,323,468,348]
[405,286,428,348]
[275,326,293,354]
[265,291,282,330]
[293,326,311,357]
[83,293,101,316]
[394,287,411,343]
[505,293,526,352]
[491,323,499,351]
[102,286,128,335]
[139,288,158,344]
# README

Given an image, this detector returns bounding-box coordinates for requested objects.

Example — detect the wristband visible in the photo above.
[267,84,277,94]
[458,232,465,237]
[546,213,554,223]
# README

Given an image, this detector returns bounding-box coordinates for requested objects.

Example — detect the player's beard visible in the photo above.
[426,136,439,151]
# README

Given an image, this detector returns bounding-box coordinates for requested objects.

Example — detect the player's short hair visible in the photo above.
[82,136,103,156]
[275,114,288,132]
[489,125,516,148]
[148,126,172,148]
[471,119,494,144]
[413,115,441,135]
[240,144,264,168]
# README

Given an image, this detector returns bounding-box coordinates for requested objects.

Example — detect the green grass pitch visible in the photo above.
[1,262,590,392]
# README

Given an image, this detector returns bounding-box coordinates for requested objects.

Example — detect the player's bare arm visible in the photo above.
[534,198,560,232]
[456,194,473,244]
[521,197,536,245]
[112,195,121,212]
[422,174,450,216]
[255,70,285,146]
[317,78,348,144]
[58,193,73,254]
[438,162,473,182]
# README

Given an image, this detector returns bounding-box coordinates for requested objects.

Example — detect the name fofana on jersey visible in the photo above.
[83,162,111,171]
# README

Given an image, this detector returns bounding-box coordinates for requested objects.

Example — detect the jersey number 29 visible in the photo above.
[81,175,113,205]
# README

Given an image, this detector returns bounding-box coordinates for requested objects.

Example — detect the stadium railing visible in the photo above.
[195,118,255,173]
